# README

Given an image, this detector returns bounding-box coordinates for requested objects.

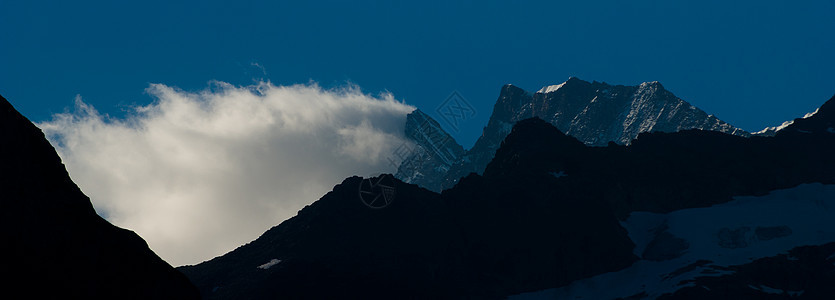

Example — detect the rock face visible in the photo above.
[0,95,199,299]
[182,94,835,299]
[393,109,465,191]
[396,78,749,192]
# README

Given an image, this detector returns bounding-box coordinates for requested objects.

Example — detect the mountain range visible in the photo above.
[396,77,750,192]
[3,78,834,299]
[179,86,835,298]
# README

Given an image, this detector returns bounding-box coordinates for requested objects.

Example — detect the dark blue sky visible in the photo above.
[2,0,833,148]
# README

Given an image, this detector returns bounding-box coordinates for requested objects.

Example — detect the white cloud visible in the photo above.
[39,81,414,266]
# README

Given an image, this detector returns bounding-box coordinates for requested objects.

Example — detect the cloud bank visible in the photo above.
[39,81,415,266]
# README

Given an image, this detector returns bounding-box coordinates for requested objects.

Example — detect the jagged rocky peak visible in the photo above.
[394,109,464,191]
[492,83,534,121]
[638,80,663,88]
[435,78,749,192]
[493,77,747,146]
[403,108,464,165]
[534,76,585,94]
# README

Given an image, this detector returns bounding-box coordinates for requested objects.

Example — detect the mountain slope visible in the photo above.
[179,170,636,298]
[0,95,199,299]
[182,94,835,299]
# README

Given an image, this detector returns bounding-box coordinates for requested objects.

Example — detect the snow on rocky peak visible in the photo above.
[804,108,820,119]
[753,120,795,136]
[431,78,749,192]
[536,82,566,94]
[753,108,821,136]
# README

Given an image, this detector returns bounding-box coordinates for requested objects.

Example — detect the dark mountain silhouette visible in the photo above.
[182,94,835,299]
[397,78,749,192]
[0,95,199,299]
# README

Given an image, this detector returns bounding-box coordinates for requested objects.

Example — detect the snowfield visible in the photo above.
[512,183,835,299]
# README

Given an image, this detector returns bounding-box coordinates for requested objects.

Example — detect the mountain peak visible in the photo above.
[536,77,594,94]
[536,77,580,94]
[395,108,465,190]
[406,107,428,120]
[638,80,663,89]
[431,79,748,191]
[483,117,586,178]
[501,83,528,95]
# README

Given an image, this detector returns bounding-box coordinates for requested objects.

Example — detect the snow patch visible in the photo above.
[636,81,660,92]
[753,120,794,135]
[537,82,566,94]
[753,108,819,136]
[749,284,804,296]
[804,108,820,119]
[257,258,282,270]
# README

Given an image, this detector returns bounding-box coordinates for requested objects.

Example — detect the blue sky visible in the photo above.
[2,0,834,148]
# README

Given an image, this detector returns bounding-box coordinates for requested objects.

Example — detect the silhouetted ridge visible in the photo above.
[779,94,835,136]
[0,95,199,299]
[483,117,585,178]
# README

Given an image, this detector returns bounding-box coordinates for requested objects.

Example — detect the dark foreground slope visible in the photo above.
[179,122,639,298]
[0,96,199,299]
[183,95,835,299]
[179,172,635,298]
